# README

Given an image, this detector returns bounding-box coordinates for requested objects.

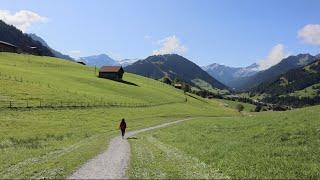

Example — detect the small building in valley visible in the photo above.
[77,61,86,65]
[174,83,182,89]
[0,41,17,53]
[99,66,124,80]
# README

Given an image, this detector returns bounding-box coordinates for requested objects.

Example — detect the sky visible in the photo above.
[0,0,319,68]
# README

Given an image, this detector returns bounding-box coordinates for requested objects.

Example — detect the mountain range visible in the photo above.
[204,54,318,91]
[202,63,259,87]
[78,54,138,67]
[125,54,227,89]
[233,54,317,90]
[252,59,320,96]
[252,59,320,107]
[28,33,73,61]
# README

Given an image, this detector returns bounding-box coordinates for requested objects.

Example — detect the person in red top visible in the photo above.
[119,118,127,139]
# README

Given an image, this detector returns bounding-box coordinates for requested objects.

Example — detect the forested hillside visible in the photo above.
[0,20,53,56]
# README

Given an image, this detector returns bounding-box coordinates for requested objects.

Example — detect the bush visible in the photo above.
[255,105,262,112]
[236,104,244,112]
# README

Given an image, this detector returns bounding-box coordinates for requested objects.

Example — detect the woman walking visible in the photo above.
[119,118,127,139]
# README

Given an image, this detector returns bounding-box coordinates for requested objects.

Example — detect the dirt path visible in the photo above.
[67,117,194,179]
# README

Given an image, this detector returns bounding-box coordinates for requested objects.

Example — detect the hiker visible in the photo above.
[119,118,127,139]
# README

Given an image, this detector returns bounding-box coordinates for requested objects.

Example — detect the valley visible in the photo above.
[0,3,319,179]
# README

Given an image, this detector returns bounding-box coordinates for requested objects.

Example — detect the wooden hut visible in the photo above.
[0,41,17,53]
[99,66,124,80]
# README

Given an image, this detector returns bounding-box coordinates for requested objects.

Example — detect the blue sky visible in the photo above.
[1,0,319,67]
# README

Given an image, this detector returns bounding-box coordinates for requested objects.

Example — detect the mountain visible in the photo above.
[28,33,73,61]
[203,63,259,87]
[78,54,118,67]
[253,59,320,96]
[232,54,317,90]
[125,54,227,89]
[118,58,139,67]
[252,59,320,107]
[0,20,53,56]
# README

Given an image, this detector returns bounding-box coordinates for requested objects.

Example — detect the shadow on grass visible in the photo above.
[127,137,139,140]
[98,76,139,87]
[118,79,139,86]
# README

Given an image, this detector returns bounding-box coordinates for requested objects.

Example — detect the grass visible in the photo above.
[289,83,320,98]
[191,78,230,95]
[0,52,238,178]
[0,52,185,107]
[215,98,256,112]
[128,105,320,179]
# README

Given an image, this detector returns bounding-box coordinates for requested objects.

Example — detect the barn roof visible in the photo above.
[0,41,16,48]
[99,66,123,73]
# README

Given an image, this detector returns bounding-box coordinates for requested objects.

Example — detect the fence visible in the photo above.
[0,99,187,110]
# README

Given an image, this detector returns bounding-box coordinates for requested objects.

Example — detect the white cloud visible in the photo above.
[258,44,289,70]
[0,10,47,32]
[69,50,81,54]
[298,24,320,45]
[152,35,187,55]
[69,50,81,58]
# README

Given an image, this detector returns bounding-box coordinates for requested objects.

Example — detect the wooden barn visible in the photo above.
[77,61,86,65]
[174,83,182,89]
[0,41,17,53]
[99,66,124,80]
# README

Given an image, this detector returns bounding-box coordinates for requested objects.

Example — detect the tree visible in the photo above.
[255,105,262,112]
[183,83,191,93]
[236,104,244,112]
[162,76,172,85]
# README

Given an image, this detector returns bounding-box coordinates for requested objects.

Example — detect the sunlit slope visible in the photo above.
[0,52,186,106]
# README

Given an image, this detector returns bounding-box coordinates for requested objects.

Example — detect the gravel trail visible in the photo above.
[68,117,194,179]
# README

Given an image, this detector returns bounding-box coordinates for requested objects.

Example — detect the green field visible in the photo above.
[289,83,320,98]
[128,105,320,179]
[0,52,187,107]
[1,52,319,179]
[192,78,230,95]
[216,98,256,112]
[0,53,237,178]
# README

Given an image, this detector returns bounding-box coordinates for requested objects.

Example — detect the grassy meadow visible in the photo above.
[215,98,256,112]
[0,52,186,107]
[0,52,238,178]
[128,105,320,179]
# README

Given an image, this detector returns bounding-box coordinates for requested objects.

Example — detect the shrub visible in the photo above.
[255,105,262,112]
[236,104,244,112]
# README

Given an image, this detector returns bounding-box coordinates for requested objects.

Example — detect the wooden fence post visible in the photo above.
[9,101,12,108]
[39,100,41,108]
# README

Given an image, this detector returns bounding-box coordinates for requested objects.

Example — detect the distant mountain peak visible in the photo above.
[79,54,118,67]
[125,54,227,89]
[203,62,259,87]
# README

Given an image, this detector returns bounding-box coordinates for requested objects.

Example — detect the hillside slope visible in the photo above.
[232,54,317,90]
[28,33,73,61]
[0,20,53,56]
[252,59,320,107]
[252,60,320,95]
[125,54,227,89]
[0,52,188,107]
[0,52,238,179]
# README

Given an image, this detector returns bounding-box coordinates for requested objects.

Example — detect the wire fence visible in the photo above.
[0,99,187,110]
